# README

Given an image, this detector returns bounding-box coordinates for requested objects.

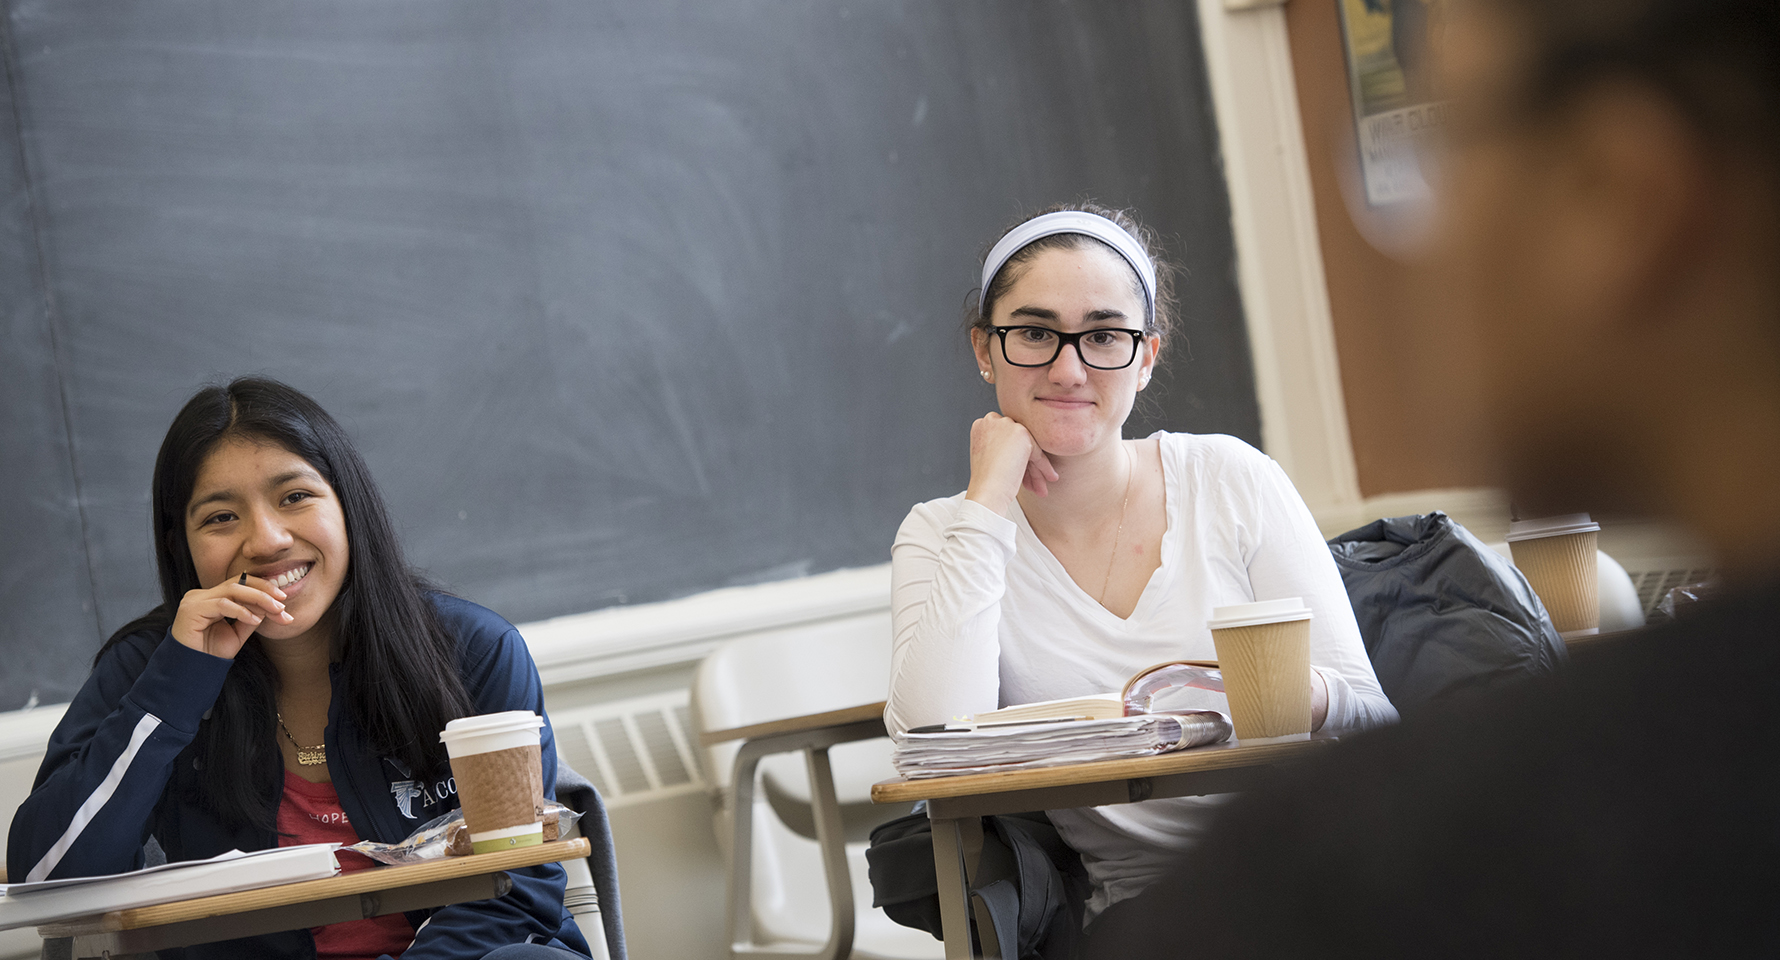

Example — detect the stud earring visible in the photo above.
[981,370,992,382]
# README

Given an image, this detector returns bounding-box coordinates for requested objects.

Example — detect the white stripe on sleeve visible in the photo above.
[26,712,163,883]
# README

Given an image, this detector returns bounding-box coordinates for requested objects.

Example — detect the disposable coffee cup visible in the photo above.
[1207,598,1314,743]
[440,711,546,854]
[1507,514,1601,639]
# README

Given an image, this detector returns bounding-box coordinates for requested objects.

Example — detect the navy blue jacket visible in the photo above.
[7,594,590,960]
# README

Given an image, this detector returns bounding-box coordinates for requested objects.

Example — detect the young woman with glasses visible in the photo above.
[884,203,1397,929]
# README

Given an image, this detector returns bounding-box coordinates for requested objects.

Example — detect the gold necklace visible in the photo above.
[277,712,327,766]
[1097,443,1136,607]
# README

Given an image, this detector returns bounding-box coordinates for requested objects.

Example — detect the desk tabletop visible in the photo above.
[39,837,590,935]
[871,735,1332,804]
[699,700,886,746]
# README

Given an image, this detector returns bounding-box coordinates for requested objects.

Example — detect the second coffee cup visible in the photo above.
[440,710,546,854]
[1507,513,1601,638]
[1208,598,1314,742]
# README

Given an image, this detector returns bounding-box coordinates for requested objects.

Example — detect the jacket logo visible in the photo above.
[389,777,458,819]
[391,781,424,819]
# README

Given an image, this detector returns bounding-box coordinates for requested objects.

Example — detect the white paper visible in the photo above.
[0,844,339,896]
[893,712,1232,778]
[0,843,341,931]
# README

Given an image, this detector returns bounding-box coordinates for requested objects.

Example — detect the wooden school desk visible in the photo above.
[34,837,591,960]
[872,736,1336,960]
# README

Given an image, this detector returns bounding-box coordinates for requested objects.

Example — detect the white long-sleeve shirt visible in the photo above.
[887,431,1397,918]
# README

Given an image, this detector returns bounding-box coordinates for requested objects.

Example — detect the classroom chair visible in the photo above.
[692,613,943,960]
[554,761,627,960]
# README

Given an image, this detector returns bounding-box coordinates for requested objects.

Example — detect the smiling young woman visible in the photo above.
[7,378,594,960]
[884,203,1398,933]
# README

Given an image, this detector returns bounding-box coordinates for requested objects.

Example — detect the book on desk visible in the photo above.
[890,660,1235,778]
[0,843,341,930]
[958,660,1227,726]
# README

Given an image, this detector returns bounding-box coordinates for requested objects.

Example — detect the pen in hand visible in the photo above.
[224,571,247,624]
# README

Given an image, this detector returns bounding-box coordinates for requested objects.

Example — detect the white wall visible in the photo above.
[1197,0,1362,523]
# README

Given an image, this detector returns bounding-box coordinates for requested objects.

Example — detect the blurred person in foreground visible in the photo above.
[1086,0,1779,955]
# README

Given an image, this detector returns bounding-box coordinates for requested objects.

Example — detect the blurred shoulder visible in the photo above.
[1090,602,1780,958]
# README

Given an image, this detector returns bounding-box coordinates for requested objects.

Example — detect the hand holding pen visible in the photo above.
[169,571,294,659]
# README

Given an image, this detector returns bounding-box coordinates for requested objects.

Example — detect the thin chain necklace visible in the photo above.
[277,712,327,766]
[1097,442,1136,607]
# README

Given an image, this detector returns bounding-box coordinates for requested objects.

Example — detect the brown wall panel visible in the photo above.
[1283,0,1492,497]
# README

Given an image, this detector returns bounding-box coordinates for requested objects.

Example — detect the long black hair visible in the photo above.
[100,377,473,832]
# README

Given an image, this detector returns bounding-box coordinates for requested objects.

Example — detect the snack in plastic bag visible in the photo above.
[1655,580,1717,622]
[348,802,582,865]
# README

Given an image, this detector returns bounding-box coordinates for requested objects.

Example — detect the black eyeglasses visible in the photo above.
[989,325,1147,370]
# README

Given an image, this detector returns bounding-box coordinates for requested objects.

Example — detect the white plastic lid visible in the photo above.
[1207,598,1313,631]
[439,710,543,744]
[1506,513,1600,541]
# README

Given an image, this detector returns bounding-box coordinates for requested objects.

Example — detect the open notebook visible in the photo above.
[959,660,1228,726]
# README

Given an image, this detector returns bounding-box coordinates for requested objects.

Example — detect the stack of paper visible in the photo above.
[0,843,341,931]
[893,712,1232,779]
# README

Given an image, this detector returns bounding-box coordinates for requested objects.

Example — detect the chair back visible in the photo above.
[692,609,943,958]
[693,611,893,804]
[555,761,626,960]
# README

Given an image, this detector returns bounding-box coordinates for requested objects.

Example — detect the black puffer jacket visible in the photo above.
[1328,512,1567,712]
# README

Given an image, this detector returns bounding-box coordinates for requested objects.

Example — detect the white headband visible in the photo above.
[979,211,1157,317]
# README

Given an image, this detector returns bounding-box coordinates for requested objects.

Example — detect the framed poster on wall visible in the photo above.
[1337,0,1446,206]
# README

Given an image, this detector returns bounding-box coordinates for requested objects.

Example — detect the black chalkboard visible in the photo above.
[0,0,1257,711]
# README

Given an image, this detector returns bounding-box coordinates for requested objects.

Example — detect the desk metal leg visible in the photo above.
[804,746,854,960]
[929,814,985,960]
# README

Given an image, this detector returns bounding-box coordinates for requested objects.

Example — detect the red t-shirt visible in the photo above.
[278,770,415,960]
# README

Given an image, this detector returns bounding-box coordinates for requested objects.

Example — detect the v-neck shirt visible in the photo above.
[1005,446,1173,626]
[888,431,1397,919]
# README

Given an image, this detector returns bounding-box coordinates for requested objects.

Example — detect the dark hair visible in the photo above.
[968,201,1179,350]
[100,377,472,832]
[1487,0,1779,157]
